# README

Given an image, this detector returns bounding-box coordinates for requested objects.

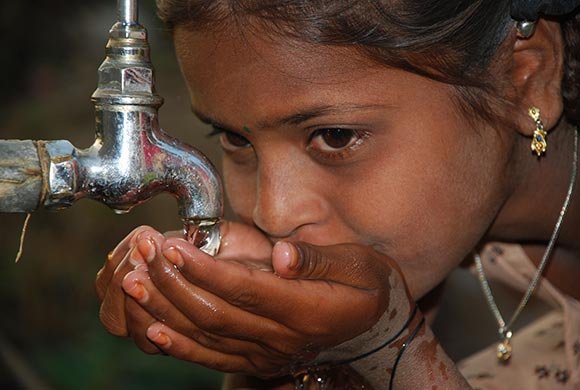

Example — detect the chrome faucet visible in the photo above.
[0,0,223,254]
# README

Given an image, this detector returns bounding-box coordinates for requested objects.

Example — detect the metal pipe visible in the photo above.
[0,0,224,253]
[0,141,43,213]
[119,0,138,25]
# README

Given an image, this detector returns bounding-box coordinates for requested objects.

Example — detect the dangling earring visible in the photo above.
[529,106,547,157]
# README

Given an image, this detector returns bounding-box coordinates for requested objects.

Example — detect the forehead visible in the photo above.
[176,27,384,105]
[172,24,448,127]
[174,24,375,83]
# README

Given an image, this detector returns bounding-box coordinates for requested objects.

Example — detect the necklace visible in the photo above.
[474,128,578,363]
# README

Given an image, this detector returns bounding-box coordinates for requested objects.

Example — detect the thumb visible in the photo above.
[272,241,379,286]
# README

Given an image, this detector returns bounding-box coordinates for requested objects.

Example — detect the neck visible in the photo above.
[487,124,580,253]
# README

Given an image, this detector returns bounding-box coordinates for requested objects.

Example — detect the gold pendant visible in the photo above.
[496,338,512,362]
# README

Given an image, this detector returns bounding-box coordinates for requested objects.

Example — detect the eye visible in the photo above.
[208,126,251,152]
[309,128,362,152]
[223,131,250,148]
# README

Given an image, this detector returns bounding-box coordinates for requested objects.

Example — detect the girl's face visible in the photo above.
[174,25,515,298]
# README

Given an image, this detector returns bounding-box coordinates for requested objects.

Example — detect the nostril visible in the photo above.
[252,212,292,241]
[252,188,329,242]
[252,216,309,243]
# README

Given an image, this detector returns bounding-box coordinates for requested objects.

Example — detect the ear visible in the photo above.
[510,19,564,135]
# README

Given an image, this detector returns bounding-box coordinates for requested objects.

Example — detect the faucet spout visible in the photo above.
[57,110,224,222]
[152,130,223,223]
[41,3,224,224]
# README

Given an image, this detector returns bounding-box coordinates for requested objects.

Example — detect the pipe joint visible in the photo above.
[43,140,79,210]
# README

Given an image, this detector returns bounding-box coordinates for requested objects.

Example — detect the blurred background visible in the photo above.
[0,1,554,389]
[0,0,223,388]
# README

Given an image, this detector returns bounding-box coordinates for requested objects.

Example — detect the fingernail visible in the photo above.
[124,281,149,303]
[163,247,184,268]
[134,263,149,272]
[276,242,301,270]
[138,238,156,263]
[147,326,171,347]
[107,251,114,262]
[132,231,147,246]
[136,230,154,240]
[129,247,144,266]
[153,332,170,346]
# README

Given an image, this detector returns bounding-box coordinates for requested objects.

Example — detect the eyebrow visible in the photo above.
[263,104,388,128]
[191,103,388,131]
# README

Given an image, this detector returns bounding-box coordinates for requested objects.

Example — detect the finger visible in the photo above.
[272,241,388,287]
[122,268,165,354]
[158,239,376,335]
[124,297,162,354]
[140,239,307,356]
[163,229,185,239]
[98,227,165,336]
[99,248,146,337]
[123,268,184,354]
[123,270,288,360]
[123,267,211,341]
[95,225,157,300]
[146,322,284,377]
[274,242,413,338]
[95,252,116,301]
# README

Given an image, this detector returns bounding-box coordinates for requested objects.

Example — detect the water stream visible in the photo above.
[184,219,221,256]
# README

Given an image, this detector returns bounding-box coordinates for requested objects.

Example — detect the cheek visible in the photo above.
[331,120,508,296]
[332,160,499,298]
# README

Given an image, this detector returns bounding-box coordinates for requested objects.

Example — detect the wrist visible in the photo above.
[292,302,421,389]
[385,320,472,390]
[313,272,415,365]
[292,272,424,389]
[348,307,425,389]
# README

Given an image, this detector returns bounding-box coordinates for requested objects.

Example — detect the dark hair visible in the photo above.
[156,0,580,126]
[562,12,580,123]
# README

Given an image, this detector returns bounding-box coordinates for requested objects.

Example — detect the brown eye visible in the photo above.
[223,131,250,148]
[210,126,252,153]
[311,128,358,151]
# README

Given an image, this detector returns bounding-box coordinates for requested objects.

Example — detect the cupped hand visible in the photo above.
[125,233,414,378]
[95,225,161,341]
[95,222,273,354]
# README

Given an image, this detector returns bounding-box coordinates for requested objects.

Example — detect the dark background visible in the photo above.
[0,1,553,389]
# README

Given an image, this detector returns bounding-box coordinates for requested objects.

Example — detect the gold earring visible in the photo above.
[529,107,547,156]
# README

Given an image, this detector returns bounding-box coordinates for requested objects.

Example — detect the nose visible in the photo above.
[252,152,328,239]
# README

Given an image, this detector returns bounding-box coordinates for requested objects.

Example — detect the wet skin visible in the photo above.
[96,18,580,387]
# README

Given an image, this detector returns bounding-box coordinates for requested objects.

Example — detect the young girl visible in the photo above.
[96,0,580,388]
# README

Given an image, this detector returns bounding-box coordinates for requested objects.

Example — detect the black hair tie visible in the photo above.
[511,0,580,21]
